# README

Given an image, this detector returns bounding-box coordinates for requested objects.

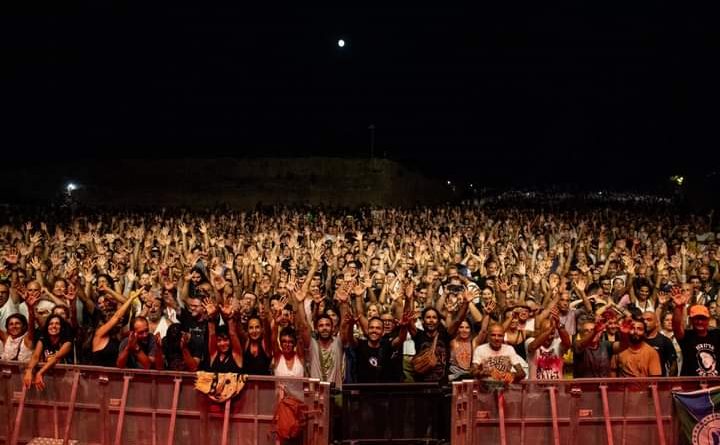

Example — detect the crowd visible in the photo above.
[0,204,719,392]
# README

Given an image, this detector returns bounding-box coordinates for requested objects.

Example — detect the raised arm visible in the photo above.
[671,286,689,341]
[94,289,141,343]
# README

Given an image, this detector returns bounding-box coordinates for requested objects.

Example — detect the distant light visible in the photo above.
[447,180,452,185]
[670,175,684,186]
[337,39,345,48]
[469,184,474,188]
[66,183,77,192]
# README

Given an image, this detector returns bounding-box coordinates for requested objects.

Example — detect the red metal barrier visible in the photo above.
[451,377,720,445]
[0,360,330,445]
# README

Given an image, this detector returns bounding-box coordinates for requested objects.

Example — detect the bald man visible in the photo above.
[642,311,677,376]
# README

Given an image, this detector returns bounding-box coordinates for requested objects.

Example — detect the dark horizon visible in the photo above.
[4,4,718,189]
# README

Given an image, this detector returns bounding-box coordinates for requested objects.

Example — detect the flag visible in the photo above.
[673,386,720,445]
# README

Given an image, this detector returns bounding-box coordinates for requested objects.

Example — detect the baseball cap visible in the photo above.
[689,305,710,318]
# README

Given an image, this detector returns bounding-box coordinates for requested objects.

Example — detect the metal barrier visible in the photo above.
[451,377,720,445]
[0,360,331,445]
[340,382,450,444]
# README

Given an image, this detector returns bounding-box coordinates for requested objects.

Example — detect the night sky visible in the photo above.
[3,4,718,187]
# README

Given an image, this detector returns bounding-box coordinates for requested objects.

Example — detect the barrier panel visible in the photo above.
[451,377,720,445]
[0,360,330,445]
[340,382,450,444]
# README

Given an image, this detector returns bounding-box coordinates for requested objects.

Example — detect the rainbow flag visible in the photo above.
[673,386,720,445]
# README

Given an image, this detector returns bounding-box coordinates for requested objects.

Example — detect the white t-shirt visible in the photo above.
[525,337,565,380]
[472,344,527,376]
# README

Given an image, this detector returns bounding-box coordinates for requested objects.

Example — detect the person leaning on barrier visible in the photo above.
[471,323,527,384]
[673,285,720,376]
[573,315,630,378]
[409,286,474,384]
[1,286,39,364]
[116,315,163,370]
[23,314,74,391]
[342,308,412,383]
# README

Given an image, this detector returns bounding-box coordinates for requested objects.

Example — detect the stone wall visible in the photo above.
[1,158,451,208]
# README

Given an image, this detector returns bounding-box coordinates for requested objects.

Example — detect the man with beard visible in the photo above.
[178,293,209,364]
[116,316,163,369]
[143,293,171,338]
[641,311,677,376]
[409,288,473,384]
[302,312,344,387]
[610,319,661,377]
[342,312,411,383]
[673,285,720,376]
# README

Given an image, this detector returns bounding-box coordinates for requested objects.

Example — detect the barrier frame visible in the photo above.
[0,360,331,445]
[451,377,720,445]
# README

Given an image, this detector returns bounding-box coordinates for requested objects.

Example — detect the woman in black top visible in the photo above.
[203,299,243,373]
[92,290,139,367]
[241,315,273,375]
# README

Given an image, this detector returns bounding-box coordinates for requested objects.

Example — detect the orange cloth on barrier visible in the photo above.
[611,342,661,377]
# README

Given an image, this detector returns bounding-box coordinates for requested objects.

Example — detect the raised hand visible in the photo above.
[202,298,218,318]
[497,277,511,293]
[619,317,633,335]
[219,301,234,319]
[30,232,43,246]
[29,256,42,271]
[463,286,480,303]
[574,277,587,293]
[4,247,19,265]
[671,285,689,307]
[335,285,351,303]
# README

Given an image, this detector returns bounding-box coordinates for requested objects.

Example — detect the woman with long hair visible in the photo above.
[23,314,74,391]
[91,290,139,367]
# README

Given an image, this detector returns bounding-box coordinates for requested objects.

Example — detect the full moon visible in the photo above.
[337,39,345,48]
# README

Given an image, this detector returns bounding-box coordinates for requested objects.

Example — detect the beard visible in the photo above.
[629,334,643,344]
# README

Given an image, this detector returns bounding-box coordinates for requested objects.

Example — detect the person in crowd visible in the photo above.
[92,290,140,367]
[202,298,243,373]
[471,323,527,383]
[610,319,662,377]
[23,314,74,390]
[659,310,683,376]
[0,199,714,389]
[116,316,163,370]
[641,311,678,377]
[525,309,571,380]
[673,285,720,376]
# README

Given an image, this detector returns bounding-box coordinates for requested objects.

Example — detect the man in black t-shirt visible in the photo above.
[641,311,677,376]
[342,315,409,383]
[673,288,720,377]
[177,295,208,364]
